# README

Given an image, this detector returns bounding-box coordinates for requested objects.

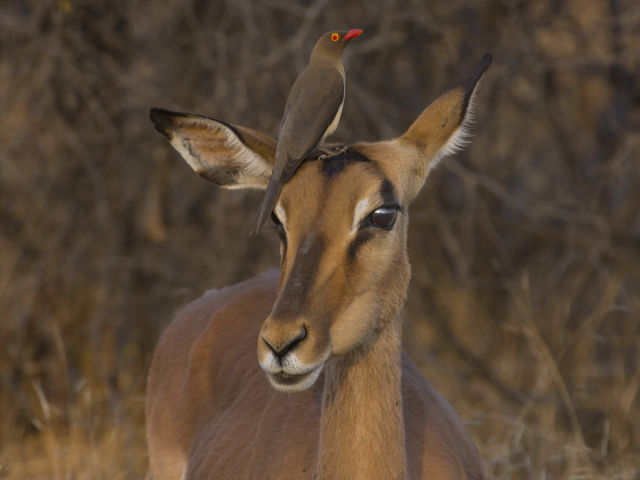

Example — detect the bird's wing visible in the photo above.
[275,68,345,182]
[277,102,292,141]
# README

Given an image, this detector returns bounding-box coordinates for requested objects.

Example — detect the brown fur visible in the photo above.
[147,54,492,479]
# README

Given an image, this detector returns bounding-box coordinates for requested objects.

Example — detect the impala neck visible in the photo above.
[317,314,407,480]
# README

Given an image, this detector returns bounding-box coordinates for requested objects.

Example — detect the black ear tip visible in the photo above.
[479,52,493,72]
[459,52,493,92]
[149,107,162,126]
[149,107,170,124]
[473,53,492,79]
[447,52,493,99]
[149,108,175,137]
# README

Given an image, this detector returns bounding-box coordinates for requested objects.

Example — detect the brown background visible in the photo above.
[1,0,639,478]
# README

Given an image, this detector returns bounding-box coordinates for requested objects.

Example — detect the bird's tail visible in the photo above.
[250,174,283,235]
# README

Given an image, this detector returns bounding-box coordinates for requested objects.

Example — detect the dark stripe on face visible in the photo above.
[274,232,327,318]
[379,178,398,206]
[347,228,376,262]
[320,150,371,178]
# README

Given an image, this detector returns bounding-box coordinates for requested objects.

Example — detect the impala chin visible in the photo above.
[259,352,326,393]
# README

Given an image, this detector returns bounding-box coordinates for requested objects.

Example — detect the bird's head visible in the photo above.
[311,29,363,59]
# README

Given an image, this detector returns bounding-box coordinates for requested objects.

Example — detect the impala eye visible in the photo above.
[370,208,397,229]
[271,211,282,227]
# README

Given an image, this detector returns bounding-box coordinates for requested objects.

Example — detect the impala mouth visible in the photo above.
[272,370,312,384]
[266,364,324,393]
[259,347,329,393]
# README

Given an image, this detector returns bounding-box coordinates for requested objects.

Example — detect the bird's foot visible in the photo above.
[318,145,351,160]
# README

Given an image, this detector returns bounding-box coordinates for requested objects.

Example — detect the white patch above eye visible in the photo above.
[275,203,287,229]
[352,199,369,232]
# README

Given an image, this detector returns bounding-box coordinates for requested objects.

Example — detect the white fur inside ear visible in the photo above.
[427,83,480,176]
[221,125,273,187]
[171,132,206,174]
[171,116,272,190]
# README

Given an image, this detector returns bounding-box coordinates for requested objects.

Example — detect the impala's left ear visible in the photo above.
[150,108,276,190]
[395,53,492,200]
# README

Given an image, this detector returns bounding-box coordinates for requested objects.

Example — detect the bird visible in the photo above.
[250,28,363,235]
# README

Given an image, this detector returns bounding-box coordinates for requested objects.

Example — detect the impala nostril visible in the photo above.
[263,337,279,357]
[263,326,306,359]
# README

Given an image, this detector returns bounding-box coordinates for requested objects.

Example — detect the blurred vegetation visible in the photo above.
[1,0,639,478]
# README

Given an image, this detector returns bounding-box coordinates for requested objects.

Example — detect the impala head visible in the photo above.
[151,53,492,393]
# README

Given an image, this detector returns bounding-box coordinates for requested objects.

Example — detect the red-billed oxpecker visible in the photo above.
[250,29,363,235]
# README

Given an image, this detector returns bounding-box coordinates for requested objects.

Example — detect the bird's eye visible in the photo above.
[369,208,397,229]
[271,211,282,227]
[331,33,339,41]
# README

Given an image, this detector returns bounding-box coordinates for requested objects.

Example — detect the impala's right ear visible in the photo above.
[393,53,492,201]
[150,108,276,190]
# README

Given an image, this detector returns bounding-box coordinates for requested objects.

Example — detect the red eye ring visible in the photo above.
[331,33,339,41]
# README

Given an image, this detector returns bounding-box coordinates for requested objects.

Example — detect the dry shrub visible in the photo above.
[0,0,639,478]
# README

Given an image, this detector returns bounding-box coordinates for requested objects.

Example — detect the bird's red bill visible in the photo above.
[344,29,363,40]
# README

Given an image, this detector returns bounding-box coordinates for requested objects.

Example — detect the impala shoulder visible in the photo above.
[401,352,485,479]
[209,268,280,312]
[186,269,280,316]
[158,270,280,349]
[401,352,462,421]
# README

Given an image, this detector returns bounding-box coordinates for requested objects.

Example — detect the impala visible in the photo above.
[146,53,492,480]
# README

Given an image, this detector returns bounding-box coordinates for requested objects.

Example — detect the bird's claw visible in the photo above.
[318,145,351,160]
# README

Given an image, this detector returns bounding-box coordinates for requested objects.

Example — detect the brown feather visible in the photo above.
[277,68,345,182]
[251,30,359,235]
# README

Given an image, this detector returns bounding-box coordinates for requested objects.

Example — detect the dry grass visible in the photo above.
[1,0,639,478]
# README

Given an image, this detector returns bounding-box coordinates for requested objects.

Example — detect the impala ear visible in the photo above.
[397,53,492,197]
[150,108,276,190]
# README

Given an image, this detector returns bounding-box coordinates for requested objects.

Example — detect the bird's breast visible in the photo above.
[320,89,345,144]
